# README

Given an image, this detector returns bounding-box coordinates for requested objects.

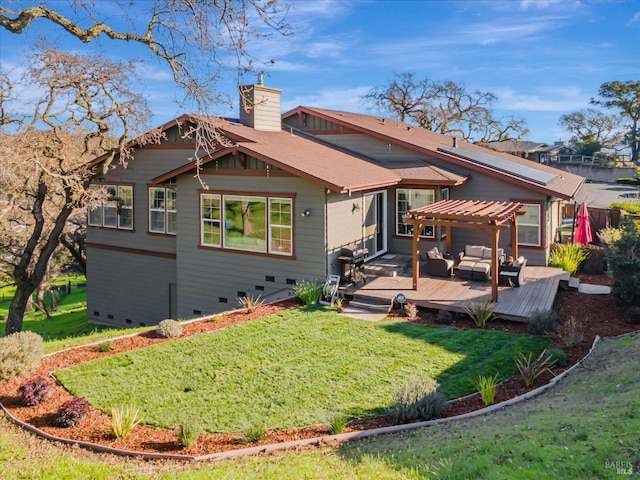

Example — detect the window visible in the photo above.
[88,184,133,230]
[149,187,177,235]
[517,203,541,246]
[396,188,435,238]
[200,193,293,255]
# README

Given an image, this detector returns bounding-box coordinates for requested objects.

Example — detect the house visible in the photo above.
[482,140,550,162]
[86,82,585,327]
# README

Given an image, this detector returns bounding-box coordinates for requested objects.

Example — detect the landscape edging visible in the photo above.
[1,334,605,462]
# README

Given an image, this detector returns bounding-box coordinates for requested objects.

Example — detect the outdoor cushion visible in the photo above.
[465,245,484,258]
[427,247,440,259]
[472,262,491,281]
[482,248,504,260]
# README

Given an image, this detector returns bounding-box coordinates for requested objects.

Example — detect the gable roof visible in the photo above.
[283,107,584,200]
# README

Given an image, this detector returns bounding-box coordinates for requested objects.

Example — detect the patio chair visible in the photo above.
[425,247,454,277]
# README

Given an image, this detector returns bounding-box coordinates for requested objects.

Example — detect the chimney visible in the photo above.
[239,82,282,131]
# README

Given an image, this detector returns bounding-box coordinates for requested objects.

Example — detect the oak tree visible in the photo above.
[558,108,624,154]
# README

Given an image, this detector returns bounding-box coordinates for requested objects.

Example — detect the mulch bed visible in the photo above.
[1,273,638,457]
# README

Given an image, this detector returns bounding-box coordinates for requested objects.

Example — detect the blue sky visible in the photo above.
[1,0,639,142]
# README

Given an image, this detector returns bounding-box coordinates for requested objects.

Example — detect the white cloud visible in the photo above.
[281,86,372,113]
[626,11,640,26]
[494,87,589,112]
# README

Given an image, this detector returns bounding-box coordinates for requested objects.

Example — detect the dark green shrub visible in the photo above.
[514,350,557,388]
[323,411,349,435]
[435,310,453,324]
[526,309,558,335]
[464,300,499,327]
[155,319,183,339]
[96,341,112,352]
[626,306,640,324]
[608,217,640,307]
[0,331,44,383]
[546,348,567,368]
[18,376,52,406]
[175,418,203,447]
[292,280,322,305]
[388,377,447,423]
[55,397,91,427]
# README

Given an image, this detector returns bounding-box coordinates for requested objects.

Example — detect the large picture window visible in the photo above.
[396,188,435,238]
[88,184,133,230]
[517,203,541,246]
[149,187,177,235]
[201,193,293,256]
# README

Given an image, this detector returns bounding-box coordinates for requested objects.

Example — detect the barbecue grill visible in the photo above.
[338,245,368,284]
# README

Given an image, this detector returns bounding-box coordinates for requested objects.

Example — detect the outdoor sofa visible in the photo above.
[457,245,505,281]
[425,247,455,277]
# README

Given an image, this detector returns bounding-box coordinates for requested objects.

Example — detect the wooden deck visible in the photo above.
[342,263,570,322]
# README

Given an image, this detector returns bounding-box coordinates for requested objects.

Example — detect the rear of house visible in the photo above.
[86,82,584,327]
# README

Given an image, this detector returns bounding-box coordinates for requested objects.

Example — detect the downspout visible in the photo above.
[324,188,330,277]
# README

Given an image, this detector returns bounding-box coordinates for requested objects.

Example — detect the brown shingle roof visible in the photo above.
[288,107,584,200]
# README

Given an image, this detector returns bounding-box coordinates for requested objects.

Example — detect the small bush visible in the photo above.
[0,331,44,383]
[292,280,322,305]
[155,319,182,339]
[549,243,588,274]
[18,376,52,406]
[514,350,556,388]
[241,421,267,443]
[111,403,143,440]
[96,341,112,352]
[175,418,203,447]
[546,348,567,368]
[463,300,499,327]
[404,303,418,319]
[609,217,640,307]
[435,310,453,324]
[559,316,584,348]
[237,294,265,313]
[626,306,640,324]
[55,397,91,427]
[323,411,349,435]
[388,377,447,423]
[526,309,558,335]
[474,373,499,406]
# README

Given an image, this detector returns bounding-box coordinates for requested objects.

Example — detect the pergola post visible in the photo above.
[490,226,500,302]
[511,218,519,259]
[412,221,421,290]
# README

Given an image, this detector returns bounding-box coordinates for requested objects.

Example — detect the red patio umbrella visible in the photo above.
[574,202,593,245]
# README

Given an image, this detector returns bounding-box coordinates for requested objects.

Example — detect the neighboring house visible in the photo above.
[482,140,550,161]
[86,82,585,327]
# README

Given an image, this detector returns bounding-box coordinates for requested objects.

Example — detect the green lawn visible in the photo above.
[1,333,638,479]
[54,306,548,433]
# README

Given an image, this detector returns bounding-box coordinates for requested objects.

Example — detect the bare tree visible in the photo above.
[363,72,528,143]
[0,48,163,335]
[559,108,624,153]
[0,1,291,113]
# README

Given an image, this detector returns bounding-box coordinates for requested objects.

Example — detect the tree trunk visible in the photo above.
[33,283,52,319]
[4,285,33,335]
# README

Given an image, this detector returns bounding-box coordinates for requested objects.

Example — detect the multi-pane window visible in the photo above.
[200,193,293,255]
[149,187,177,235]
[517,203,541,246]
[88,184,133,230]
[396,188,435,238]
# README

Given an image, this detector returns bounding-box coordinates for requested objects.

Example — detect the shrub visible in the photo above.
[155,319,182,339]
[546,348,567,368]
[597,226,621,247]
[55,397,91,427]
[96,341,112,352]
[404,303,418,319]
[514,350,556,388]
[241,421,267,443]
[549,243,588,274]
[18,376,52,406]
[0,331,44,383]
[111,403,142,440]
[435,310,453,324]
[474,373,499,406]
[526,309,558,335]
[388,377,447,423]
[323,411,349,435]
[559,316,584,348]
[175,418,203,447]
[237,294,265,313]
[463,300,499,327]
[292,279,322,305]
[626,306,640,324]
[609,217,640,307]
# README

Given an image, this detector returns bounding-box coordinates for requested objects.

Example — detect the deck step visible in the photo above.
[347,297,392,312]
[568,277,580,290]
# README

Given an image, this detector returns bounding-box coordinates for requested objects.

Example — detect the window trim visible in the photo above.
[515,201,543,247]
[148,186,177,236]
[395,188,435,239]
[199,191,294,257]
[88,183,134,231]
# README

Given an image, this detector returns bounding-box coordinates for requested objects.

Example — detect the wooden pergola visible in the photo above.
[406,199,525,302]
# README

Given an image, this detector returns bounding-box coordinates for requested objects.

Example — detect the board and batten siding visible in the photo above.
[174,173,327,318]
[87,248,176,327]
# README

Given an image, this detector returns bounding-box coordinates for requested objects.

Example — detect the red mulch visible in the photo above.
[1,273,637,457]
